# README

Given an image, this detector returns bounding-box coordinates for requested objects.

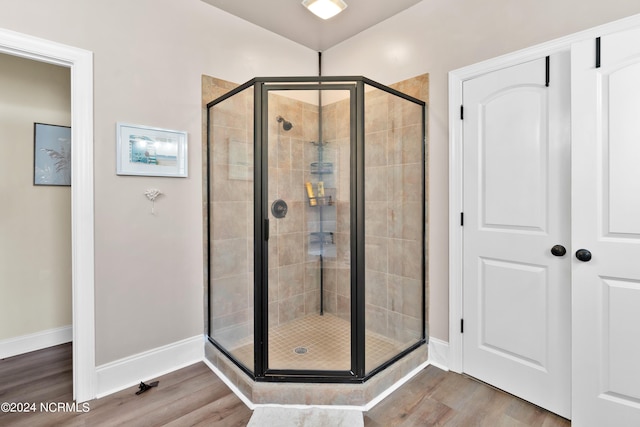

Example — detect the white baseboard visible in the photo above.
[428,338,449,371]
[95,335,204,398]
[0,325,72,359]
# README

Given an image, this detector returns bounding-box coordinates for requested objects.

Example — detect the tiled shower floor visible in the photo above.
[230,313,406,372]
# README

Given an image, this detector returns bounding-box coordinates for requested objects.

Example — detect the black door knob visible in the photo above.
[550,245,567,257]
[575,249,592,262]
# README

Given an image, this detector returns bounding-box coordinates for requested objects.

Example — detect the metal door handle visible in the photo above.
[575,249,592,262]
[550,245,567,257]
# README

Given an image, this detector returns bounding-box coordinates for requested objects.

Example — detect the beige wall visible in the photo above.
[0,53,71,340]
[323,0,640,341]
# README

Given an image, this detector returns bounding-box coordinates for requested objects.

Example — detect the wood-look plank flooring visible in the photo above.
[0,344,570,426]
[364,366,570,426]
[0,343,252,426]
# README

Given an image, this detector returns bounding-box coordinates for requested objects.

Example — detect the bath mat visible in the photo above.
[247,407,363,427]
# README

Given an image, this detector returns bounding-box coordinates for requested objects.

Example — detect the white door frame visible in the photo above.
[0,28,96,402]
[448,13,640,374]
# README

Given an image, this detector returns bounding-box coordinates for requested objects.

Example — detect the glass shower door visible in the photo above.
[265,87,353,373]
[208,86,255,373]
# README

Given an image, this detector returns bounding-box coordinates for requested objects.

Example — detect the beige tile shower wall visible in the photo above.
[204,82,332,339]
[203,76,237,338]
[315,100,351,321]
[389,74,429,341]
[364,75,428,346]
[269,93,324,327]
[315,76,428,345]
[271,91,352,325]
[206,77,255,350]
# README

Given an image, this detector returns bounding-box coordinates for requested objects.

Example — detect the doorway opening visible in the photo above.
[0,28,95,402]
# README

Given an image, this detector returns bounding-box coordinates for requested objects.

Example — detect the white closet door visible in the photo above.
[571,28,640,427]
[462,52,571,417]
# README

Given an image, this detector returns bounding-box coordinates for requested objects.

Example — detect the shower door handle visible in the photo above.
[264,218,270,241]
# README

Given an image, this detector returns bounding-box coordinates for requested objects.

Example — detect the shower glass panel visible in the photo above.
[208,86,255,373]
[266,88,351,371]
[363,84,425,374]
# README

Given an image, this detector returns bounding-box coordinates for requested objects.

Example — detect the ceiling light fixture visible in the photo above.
[302,0,348,20]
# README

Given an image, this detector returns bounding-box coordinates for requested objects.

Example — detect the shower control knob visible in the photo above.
[271,199,288,219]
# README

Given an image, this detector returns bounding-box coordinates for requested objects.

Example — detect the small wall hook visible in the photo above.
[144,188,162,214]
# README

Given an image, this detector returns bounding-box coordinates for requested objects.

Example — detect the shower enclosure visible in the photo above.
[207,76,425,383]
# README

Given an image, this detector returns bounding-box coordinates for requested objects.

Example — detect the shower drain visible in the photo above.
[294,347,308,355]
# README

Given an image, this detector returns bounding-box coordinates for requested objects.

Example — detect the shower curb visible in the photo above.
[204,339,428,408]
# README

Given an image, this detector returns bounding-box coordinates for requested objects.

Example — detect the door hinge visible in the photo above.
[460,212,464,226]
[461,318,464,333]
[545,56,550,87]
[460,105,464,120]
[595,37,601,68]
[264,218,270,241]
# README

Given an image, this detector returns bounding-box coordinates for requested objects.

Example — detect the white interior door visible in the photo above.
[571,28,640,427]
[462,52,571,418]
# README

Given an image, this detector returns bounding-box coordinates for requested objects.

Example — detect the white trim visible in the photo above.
[427,338,449,372]
[0,27,95,402]
[95,335,204,398]
[0,326,72,359]
[448,12,640,376]
[448,66,464,373]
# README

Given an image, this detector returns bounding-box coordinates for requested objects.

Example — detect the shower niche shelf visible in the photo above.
[307,185,337,258]
[310,161,333,174]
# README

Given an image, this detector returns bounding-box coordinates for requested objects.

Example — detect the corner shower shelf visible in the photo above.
[310,162,333,174]
[308,195,334,206]
[308,232,336,257]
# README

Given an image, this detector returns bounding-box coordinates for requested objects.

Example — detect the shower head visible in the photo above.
[276,116,293,131]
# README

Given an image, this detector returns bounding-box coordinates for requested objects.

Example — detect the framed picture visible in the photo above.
[34,123,71,186]
[116,122,188,177]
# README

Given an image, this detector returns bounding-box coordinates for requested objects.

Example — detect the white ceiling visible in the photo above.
[201,0,423,51]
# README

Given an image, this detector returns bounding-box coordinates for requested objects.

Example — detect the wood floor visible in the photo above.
[0,344,570,426]
[364,366,570,426]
